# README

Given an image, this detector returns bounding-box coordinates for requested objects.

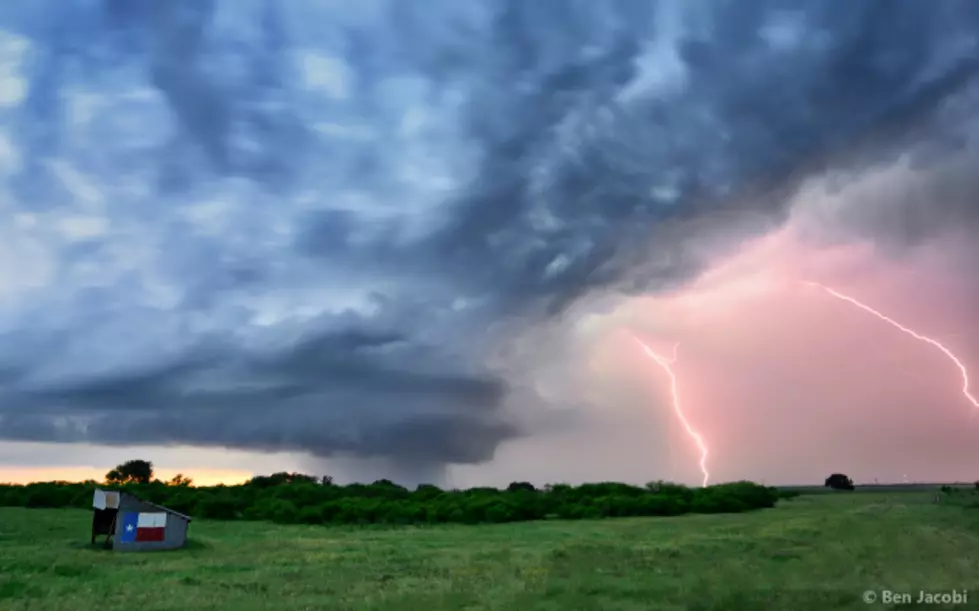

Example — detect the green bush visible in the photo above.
[0,474,782,527]
[194,494,241,520]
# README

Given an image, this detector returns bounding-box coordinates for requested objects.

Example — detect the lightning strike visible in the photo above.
[632,337,711,487]
[806,282,979,410]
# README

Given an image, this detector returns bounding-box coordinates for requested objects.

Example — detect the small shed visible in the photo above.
[91,488,192,552]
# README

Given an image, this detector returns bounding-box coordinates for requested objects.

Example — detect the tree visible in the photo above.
[168,474,193,487]
[248,472,318,488]
[507,481,537,493]
[824,473,855,491]
[105,460,154,485]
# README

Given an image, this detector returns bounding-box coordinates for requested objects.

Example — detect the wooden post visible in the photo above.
[103,514,117,549]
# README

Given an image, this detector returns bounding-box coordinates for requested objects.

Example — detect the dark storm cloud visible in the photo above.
[401,0,979,314]
[796,74,979,256]
[0,0,977,470]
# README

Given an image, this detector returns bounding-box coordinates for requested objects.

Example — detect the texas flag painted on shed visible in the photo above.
[119,512,167,543]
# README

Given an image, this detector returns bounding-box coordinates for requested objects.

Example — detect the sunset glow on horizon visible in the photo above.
[0,466,254,487]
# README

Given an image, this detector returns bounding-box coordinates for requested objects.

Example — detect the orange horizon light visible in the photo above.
[0,466,254,487]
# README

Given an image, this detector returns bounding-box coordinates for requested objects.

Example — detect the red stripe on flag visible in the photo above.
[135,527,165,542]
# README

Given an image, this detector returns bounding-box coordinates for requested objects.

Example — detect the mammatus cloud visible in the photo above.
[0,0,977,483]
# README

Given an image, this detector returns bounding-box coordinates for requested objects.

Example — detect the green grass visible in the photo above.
[2,492,979,610]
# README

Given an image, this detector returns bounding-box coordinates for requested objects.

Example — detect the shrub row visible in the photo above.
[0,477,788,526]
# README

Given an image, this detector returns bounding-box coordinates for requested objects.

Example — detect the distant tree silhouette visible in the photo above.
[507,482,537,493]
[105,460,154,485]
[247,472,319,488]
[168,474,193,487]
[824,473,855,491]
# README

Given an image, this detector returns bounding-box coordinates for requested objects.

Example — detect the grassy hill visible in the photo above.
[2,491,979,610]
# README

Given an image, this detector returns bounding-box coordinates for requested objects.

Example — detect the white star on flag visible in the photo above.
[126,525,134,532]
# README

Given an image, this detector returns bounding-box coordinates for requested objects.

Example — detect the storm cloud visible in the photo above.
[0,0,977,481]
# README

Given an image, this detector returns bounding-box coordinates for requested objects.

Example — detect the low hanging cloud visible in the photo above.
[0,0,977,481]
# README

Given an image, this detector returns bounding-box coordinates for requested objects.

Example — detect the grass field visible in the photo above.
[2,491,979,610]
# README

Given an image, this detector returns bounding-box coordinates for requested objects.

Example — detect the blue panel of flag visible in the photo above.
[119,511,139,543]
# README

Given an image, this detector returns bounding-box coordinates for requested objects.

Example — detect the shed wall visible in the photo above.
[112,494,190,552]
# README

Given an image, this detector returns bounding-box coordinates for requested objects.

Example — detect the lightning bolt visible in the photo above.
[805,282,979,410]
[632,337,711,487]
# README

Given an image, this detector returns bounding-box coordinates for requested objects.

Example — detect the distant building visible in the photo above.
[91,488,192,552]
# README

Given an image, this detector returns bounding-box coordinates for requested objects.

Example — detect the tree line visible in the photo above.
[0,460,794,526]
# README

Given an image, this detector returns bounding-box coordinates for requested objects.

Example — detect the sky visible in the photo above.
[1,0,979,488]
